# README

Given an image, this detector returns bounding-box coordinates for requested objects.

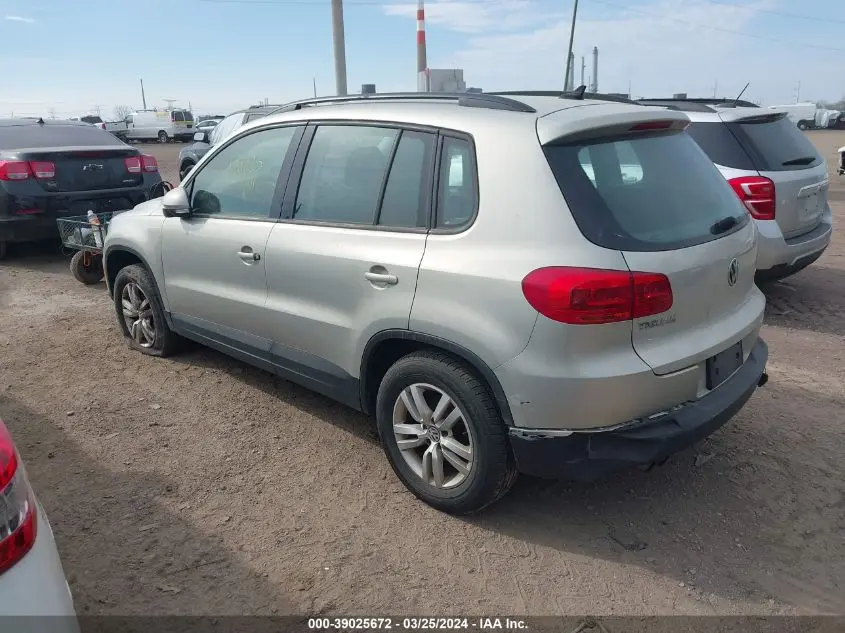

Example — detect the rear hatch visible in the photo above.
[540,105,762,376]
[719,110,828,237]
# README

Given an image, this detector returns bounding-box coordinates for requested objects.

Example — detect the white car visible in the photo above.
[0,418,77,631]
[838,145,844,175]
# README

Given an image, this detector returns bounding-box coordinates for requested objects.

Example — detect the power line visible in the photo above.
[699,0,845,26]
[591,0,845,53]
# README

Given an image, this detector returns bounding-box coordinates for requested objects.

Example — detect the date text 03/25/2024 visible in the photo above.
[307,617,528,630]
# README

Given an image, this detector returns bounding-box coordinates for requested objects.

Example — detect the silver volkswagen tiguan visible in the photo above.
[103,92,769,513]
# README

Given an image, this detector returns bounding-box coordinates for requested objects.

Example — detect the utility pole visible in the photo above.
[580,56,585,88]
[140,78,147,110]
[713,80,718,98]
[563,0,579,92]
[795,81,801,103]
[313,77,318,98]
[331,0,348,96]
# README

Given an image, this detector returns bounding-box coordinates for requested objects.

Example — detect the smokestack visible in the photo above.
[416,0,428,92]
[580,56,585,88]
[591,46,599,93]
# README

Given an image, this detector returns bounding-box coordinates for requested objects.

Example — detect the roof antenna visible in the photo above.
[733,82,750,107]
[37,117,45,125]
[563,84,587,100]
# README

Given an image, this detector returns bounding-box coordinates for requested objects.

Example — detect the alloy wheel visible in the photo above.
[392,383,474,489]
[120,282,156,348]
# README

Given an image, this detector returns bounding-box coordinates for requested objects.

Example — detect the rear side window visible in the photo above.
[0,123,123,149]
[436,136,476,229]
[173,111,185,122]
[727,115,822,171]
[544,131,749,252]
[378,130,435,228]
[686,122,756,171]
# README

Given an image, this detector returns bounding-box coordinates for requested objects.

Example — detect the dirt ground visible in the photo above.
[0,134,843,617]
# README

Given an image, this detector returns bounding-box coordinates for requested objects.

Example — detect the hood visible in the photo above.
[179,141,210,158]
[123,197,165,217]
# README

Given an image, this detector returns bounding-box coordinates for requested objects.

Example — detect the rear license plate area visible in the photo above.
[706,341,743,390]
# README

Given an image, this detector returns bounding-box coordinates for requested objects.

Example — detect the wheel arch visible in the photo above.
[104,245,158,294]
[359,330,514,426]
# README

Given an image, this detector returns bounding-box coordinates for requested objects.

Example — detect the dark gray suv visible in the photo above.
[177,105,280,181]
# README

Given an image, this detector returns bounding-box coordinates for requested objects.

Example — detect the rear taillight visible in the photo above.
[0,419,37,575]
[141,154,158,173]
[728,176,776,221]
[0,160,31,181]
[29,161,55,179]
[124,156,142,173]
[522,267,673,325]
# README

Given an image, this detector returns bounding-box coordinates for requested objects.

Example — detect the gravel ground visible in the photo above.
[0,134,843,617]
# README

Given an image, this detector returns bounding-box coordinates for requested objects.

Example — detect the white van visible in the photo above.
[124,109,195,143]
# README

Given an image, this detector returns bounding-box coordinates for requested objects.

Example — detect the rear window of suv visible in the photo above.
[726,114,822,171]
[544,130,749,252]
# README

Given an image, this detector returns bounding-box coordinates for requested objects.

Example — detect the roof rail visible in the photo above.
[491,89,640,105]
[268,92,537,114]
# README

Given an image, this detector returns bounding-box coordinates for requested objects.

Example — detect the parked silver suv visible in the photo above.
[103,92,769,513]
[641,99,832,282]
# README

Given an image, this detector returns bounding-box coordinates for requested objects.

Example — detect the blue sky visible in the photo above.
[1,0,841,118]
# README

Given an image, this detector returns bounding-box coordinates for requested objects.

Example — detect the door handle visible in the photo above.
[365,271,398,285]
[238,249,260,263]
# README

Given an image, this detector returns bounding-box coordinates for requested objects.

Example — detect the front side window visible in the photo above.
[189,126,298,219]
[293,125,398,225]
[436,137,476,228]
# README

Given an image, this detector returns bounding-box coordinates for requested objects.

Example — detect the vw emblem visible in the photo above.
[727,258,739,287]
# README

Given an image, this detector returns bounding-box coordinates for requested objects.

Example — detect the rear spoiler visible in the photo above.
[536,103,689,146]
[717,110,787,124]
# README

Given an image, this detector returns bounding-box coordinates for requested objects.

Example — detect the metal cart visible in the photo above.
[56,211,124,285]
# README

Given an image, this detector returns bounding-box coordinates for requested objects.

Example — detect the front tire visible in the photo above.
[113,264,179,357]
[158,131,169,143]
[70,251,104,285]
[376,351,517,514]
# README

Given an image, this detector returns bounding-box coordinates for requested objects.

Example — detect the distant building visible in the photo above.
[426,69,466,93]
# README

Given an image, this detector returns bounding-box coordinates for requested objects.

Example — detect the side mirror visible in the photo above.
[194,131,208,143]
[161,187,191,218]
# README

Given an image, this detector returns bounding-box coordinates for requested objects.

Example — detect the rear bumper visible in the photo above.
[0,215,63,243]
[508,338,768,482]
[754,208,832,278]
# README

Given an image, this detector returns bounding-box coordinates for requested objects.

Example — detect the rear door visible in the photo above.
[262,123,435,384]
[161,124,303,350]
[720,111,828,238]
[544,120,763,377]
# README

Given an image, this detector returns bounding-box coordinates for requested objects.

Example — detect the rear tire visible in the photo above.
[797,121,808,131]
[113,264,179,357]
[70,251,104,285]
[158,131,169,143]
[376,351,517,514]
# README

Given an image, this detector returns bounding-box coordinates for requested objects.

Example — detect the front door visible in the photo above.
[263,124,436,396]
[161,124,303,352]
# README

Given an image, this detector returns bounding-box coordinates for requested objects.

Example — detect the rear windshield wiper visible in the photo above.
[710,215,740,235]
[782,156,816,166]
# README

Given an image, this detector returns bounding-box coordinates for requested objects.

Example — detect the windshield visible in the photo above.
[544,130,749,252]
